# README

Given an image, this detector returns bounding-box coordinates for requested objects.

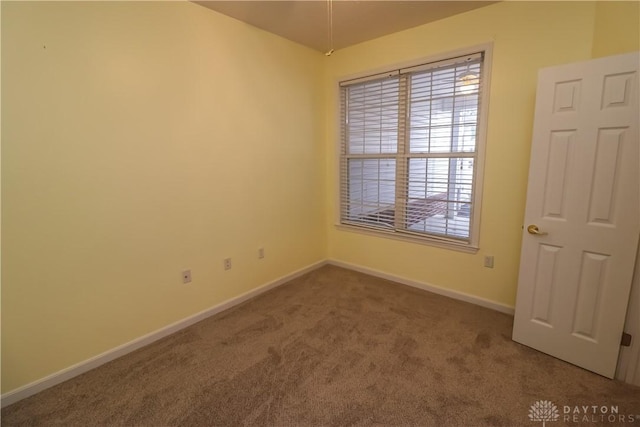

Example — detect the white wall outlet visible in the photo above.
[484,256,494,268]
[182,270,192,284]
[258,247,265,259]
[224,258,232,270]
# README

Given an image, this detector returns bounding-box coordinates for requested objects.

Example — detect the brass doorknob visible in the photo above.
[527,224,548,235]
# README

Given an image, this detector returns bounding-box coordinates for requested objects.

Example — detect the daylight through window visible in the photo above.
[339,51,487,247]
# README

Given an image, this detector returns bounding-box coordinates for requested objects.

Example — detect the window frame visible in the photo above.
[335,44,493,253]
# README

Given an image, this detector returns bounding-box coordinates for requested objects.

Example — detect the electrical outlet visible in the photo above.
[182,269,192,284]
[224,258,232,270]
[484,256,494,268]
[258,247,265,259]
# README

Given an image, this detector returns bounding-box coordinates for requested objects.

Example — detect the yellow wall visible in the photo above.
[2,0,639,395]
[325,1,600,307]
[1,1,325,392]
[592,1,640,57]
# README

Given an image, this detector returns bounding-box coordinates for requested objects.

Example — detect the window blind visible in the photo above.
[340,52,484,243]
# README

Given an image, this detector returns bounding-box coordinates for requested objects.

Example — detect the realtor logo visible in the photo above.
[529,400,560,426]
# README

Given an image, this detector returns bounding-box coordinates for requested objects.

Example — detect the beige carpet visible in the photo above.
[2,265,639,426]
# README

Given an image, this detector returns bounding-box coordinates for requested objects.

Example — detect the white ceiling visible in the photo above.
[194,1,497,53]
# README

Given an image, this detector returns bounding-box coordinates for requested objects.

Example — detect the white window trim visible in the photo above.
[333,43,493,253]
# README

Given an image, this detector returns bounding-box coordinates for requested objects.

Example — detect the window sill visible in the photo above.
[335,223,479,254]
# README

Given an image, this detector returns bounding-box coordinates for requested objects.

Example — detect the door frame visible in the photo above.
[616,241,640,385]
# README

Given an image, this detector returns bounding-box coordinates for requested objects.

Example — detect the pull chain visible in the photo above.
[325,0,334,56]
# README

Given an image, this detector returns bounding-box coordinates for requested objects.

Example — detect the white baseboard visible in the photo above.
[2,258,514,407]
[0,260,328,408]
[327,259,515,315]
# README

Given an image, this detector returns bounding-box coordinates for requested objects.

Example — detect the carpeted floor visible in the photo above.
[2,265,639,426]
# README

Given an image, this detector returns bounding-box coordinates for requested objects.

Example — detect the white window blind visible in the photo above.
[339,52,486,245]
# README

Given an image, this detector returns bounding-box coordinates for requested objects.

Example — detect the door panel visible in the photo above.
[513,52,639,378]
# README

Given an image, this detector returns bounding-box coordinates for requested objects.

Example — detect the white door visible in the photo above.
[512,52,639,379]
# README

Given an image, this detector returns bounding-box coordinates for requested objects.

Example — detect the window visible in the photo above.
[339,50,489,250]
